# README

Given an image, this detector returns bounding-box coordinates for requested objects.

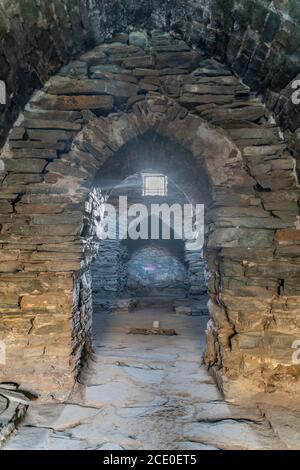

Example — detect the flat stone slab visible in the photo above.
[177,441,219,450]
[262,407,300,450]
[100,443,125,450]
[193,401,263,422]
[122,367,165,384]
[85,381,156,407]
[52,405,101,432]
[0,398,27,447]
[70,409,142,449]
[183,420,283,450]
[165,381,222,402]
[4,427,51,450]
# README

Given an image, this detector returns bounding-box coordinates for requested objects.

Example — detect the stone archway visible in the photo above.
[0,32,299,403]
[0,96,248,396]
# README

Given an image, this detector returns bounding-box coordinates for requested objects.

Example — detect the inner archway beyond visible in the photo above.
[0,31,299,405]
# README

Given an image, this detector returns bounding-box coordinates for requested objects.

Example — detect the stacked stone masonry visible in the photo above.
[92,240,128,307]
[1,1,300,174]
[0,28,299,402]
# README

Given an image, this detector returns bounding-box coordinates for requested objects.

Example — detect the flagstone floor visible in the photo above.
[3,307,299,450]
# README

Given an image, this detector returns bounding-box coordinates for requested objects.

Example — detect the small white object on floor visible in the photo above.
[153,321,160,329]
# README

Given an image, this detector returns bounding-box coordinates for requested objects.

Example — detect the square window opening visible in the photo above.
[142,174,168,196]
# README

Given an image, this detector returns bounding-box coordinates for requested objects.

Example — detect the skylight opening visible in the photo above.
[142,174,168,197]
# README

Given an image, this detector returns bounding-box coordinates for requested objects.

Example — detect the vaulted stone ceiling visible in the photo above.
[0,0,300,167]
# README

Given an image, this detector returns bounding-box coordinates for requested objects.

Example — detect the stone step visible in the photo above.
[134,297,175,309]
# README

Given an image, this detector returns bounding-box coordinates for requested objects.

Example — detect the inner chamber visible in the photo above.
[91,133,209,318]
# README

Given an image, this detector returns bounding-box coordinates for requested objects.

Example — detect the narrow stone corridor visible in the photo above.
[4,308,289,450]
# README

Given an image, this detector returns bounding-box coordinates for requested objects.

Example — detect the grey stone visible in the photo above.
[183,421,281,450]
[129,31,149,50]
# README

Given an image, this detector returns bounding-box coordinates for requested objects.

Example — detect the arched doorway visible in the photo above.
[0,32,299,405]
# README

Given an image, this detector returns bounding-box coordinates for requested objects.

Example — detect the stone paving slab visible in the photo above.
[3,310,292,450]
[0,399,27,448]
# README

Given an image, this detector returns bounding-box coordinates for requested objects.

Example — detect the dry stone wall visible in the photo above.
[126,245,188,298]
[92,241,127,302]
[0,30,299,401]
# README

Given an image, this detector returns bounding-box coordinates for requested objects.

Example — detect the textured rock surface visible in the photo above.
[92,240,127,301]
[3,309,291,450]
[0,385,30,447]
[0,30,299,402]
[126,246,187,297]
[0,399,26,448]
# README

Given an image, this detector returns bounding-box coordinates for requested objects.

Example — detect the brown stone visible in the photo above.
[276,229,300,243]
[208,228,274,248]
[22,120,82,131]
[26,129,75,143]
[9,127,26,140]
[3,158,47,173]
[32,93,114,111]
[9,149,58,159]
[20,293,72,311]
[155,51,199,69]
[0,262,20,273]
[183,83,236,95]
[79,48,107,65]
[197,103,266,123]
[3,173,43,185]
[46,77,137,98]
[16,203,65,214]
[90,68,138,84]
[24,109,83,122]
[0,202,13,213]
[122,55,154,68]
[180,94,233,106]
